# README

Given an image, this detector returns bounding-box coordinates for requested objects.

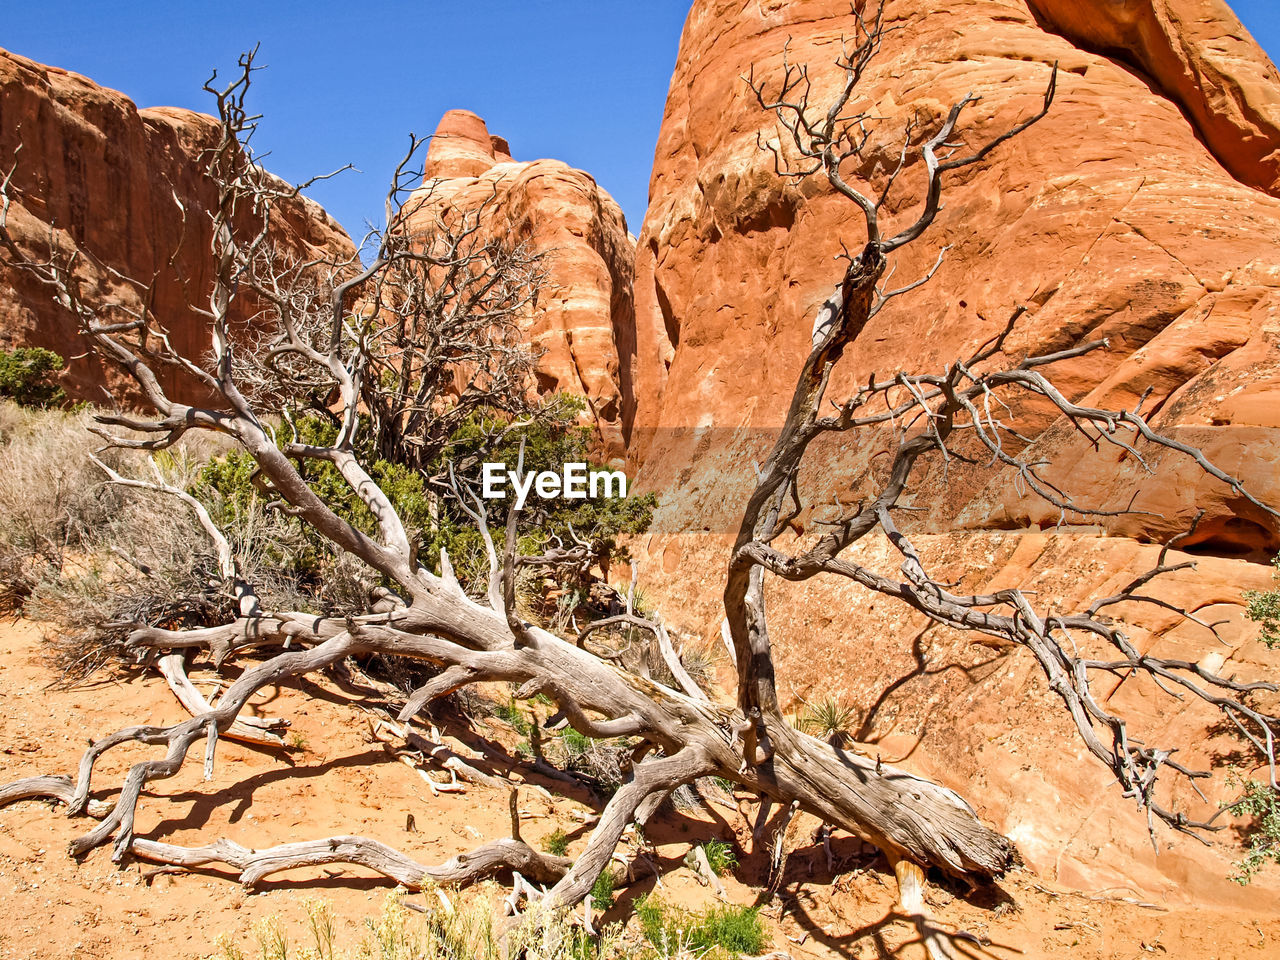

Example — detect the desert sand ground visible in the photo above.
[0,617,1276,960]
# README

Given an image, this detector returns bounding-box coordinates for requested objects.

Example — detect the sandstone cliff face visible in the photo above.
[404,110,636,457]
[1028,0,1280,196]
[629,0,1280,901]
[632,0,1280,556]
[0,49,355,404]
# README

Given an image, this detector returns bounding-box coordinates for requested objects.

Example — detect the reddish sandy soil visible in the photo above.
[1,617,1277,960]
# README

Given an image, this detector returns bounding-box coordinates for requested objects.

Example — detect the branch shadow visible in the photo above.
[146,747,388,833]
[853,626,1004,748]
[769,851,1023,959]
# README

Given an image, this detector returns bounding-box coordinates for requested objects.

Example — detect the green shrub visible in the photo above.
[634,895,766,958]
[3,389,655,682]
[543,828,570,857]
[1233,556,1280,883]
[1225,771,1280,883]
[796,695,857,746]
[697,904,767,957]
[492,699,532,736]
[0,347,65,408]
[194,400,655,604]
[701,838,738,876]
[560,726,594,758]
[417,397,655,590]
[1244,553,1280,649]
[589,866,617,912]
[193,414,432,596]
[634,895,671,950]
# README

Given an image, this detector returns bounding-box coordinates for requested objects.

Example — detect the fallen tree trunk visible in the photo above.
[157,653,286,747]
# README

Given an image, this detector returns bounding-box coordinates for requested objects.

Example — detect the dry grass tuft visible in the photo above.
[0,400,376,681]
[208,889,657,960]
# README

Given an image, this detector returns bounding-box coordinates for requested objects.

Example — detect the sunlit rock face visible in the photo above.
[403,109,636,459]
[625,0,1280,901]
[0,48,356,404]
[1027,0,1280,196]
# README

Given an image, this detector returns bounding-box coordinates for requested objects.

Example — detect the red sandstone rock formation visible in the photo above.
[0,49,355,404]
[627,0,1280,901]
[404,109,635,457]
[1028,0,1280,196]
[632,0,1280,557]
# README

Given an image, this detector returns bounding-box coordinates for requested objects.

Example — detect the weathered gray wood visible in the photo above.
[157,654,285,747]
[130,834,570,889]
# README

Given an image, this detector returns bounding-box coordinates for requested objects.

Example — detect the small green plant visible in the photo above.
[566,926,614,960]
[287,731,309,752]
[492,699,532,736]
[636,897,766,957]
[634,895,766,958]
[1244,553,1280,649]
[796,695,857,746]
[0,347,65,408]
[560,726,594,758]
[543,827,570,857]
[701,838,738,876]
[589,866,617,912]
[634,894,668,946]
[697,904,767,957]
[1224,770,1280,883]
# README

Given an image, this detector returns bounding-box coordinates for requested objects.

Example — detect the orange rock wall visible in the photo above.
[0,48,355,404]
[1028,0,1280,196]
[631,0,1280,555]
[627,0,1280,901]
[405,110,636,457]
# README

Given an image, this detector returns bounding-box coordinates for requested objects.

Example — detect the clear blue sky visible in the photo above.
[2,1,693,240]
[3,1,1277,242]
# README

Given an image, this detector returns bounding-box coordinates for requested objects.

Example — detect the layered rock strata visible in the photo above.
[0,48,355,404]
[626,0,1280,901]
[403,110,636,457]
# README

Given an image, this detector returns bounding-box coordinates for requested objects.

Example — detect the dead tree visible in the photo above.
[352,173,549,476]
[214,74,548,478]
[0,16,1276,950]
